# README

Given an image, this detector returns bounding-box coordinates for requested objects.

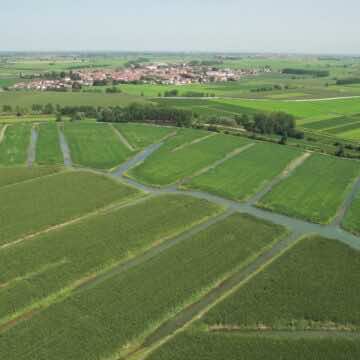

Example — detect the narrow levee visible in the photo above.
[0,124,9,144]
[110,124,135,151]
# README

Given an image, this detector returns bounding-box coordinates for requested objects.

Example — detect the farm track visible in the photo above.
[248,151,312,205]
[57,124,72,167]
[332,175,360,226]
[110,123,135,151]
[123,231,302,360]
[0,192,149,252]
[0,124,9,144]
[180,143,255,183]
[27,125,38,167]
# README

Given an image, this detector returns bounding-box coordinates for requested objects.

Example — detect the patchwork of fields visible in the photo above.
[0,121,359,359]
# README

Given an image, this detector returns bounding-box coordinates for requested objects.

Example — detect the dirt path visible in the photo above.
[110,124,135,151]
[248,151,312,205]
[0,124,9,144]
[57,124,72,167]
[332,175,360,226]
[27,124,38,167]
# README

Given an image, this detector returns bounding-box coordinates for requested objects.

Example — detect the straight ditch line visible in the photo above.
[57,124,72,167]
[27,124,38,167]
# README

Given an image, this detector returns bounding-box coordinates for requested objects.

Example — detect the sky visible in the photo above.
[1,0,359,54]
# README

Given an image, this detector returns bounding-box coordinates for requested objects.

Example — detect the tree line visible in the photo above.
[282,68,330,77]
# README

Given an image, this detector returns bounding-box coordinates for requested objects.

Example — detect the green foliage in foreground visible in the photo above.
[0,166,61,188]
[130,133,249,186]
[0,213,286,360]
[64,122,134,169]
[0,123,31,165]
[0,171,139,246]
[186,143,302,201]
[259,154,360,223]
[343,191,360,235]
[0,194,220,322]
[147,330,360,360]
[36,123,63,165]
[114,123,175,149]
[204,236,360,330]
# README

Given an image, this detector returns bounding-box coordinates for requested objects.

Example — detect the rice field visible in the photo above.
[63,122,135,169]
[36,123,63,165]
[185,143,302,201]
[114,122,175,149]
[0,170,140,246]
[0,213,286,360]
[259,154,360,223]
[0,123,31,165]
[343,191,360,235]
[0,165,61,188]
[129,133,250,186]
[0,194,220,323]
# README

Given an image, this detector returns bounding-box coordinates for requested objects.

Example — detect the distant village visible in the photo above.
[11,62,272,91]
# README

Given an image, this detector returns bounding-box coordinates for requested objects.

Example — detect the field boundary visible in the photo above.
[27,124,38,167]
[0,124,9,144]
[171,132,217,152]
[110,123,135,151]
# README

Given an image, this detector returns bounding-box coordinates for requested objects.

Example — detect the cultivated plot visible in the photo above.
[185,142,302,201]
[64,122,135,169]
[147,329,360,360]
[0,194,220,323]
[343,191,360,235]
[0,170,140,247]
[259,154,360,223]
[0,123,31,165]
[0,213,286,360]
[0,166,62,188]
[204,235,360,331]
[36,123,63,165]
[114,123,175,150]
[129,132,250,186]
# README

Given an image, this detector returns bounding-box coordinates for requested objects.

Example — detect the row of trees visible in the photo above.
[282,68,330,77]
[96,103,193,127]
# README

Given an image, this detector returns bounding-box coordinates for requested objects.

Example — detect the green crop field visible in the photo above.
[0,123,31,165]
[343,191,360,235]
[114,122,175,149]
[2,51,360,360]
[259,154,360,223]
[64,122,135,169]
[204,236,360,330]
[129,133,250,186]
[147,329,360,360]
[0,194,220,323]
[185,143,302,201]
[36,123,63,165]
[0,91,147,109]
[0,165,62,188]
[0,213,286,360]
[0,170,140,247]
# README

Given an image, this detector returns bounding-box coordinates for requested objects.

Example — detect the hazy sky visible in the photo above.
[1,0,359,54]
